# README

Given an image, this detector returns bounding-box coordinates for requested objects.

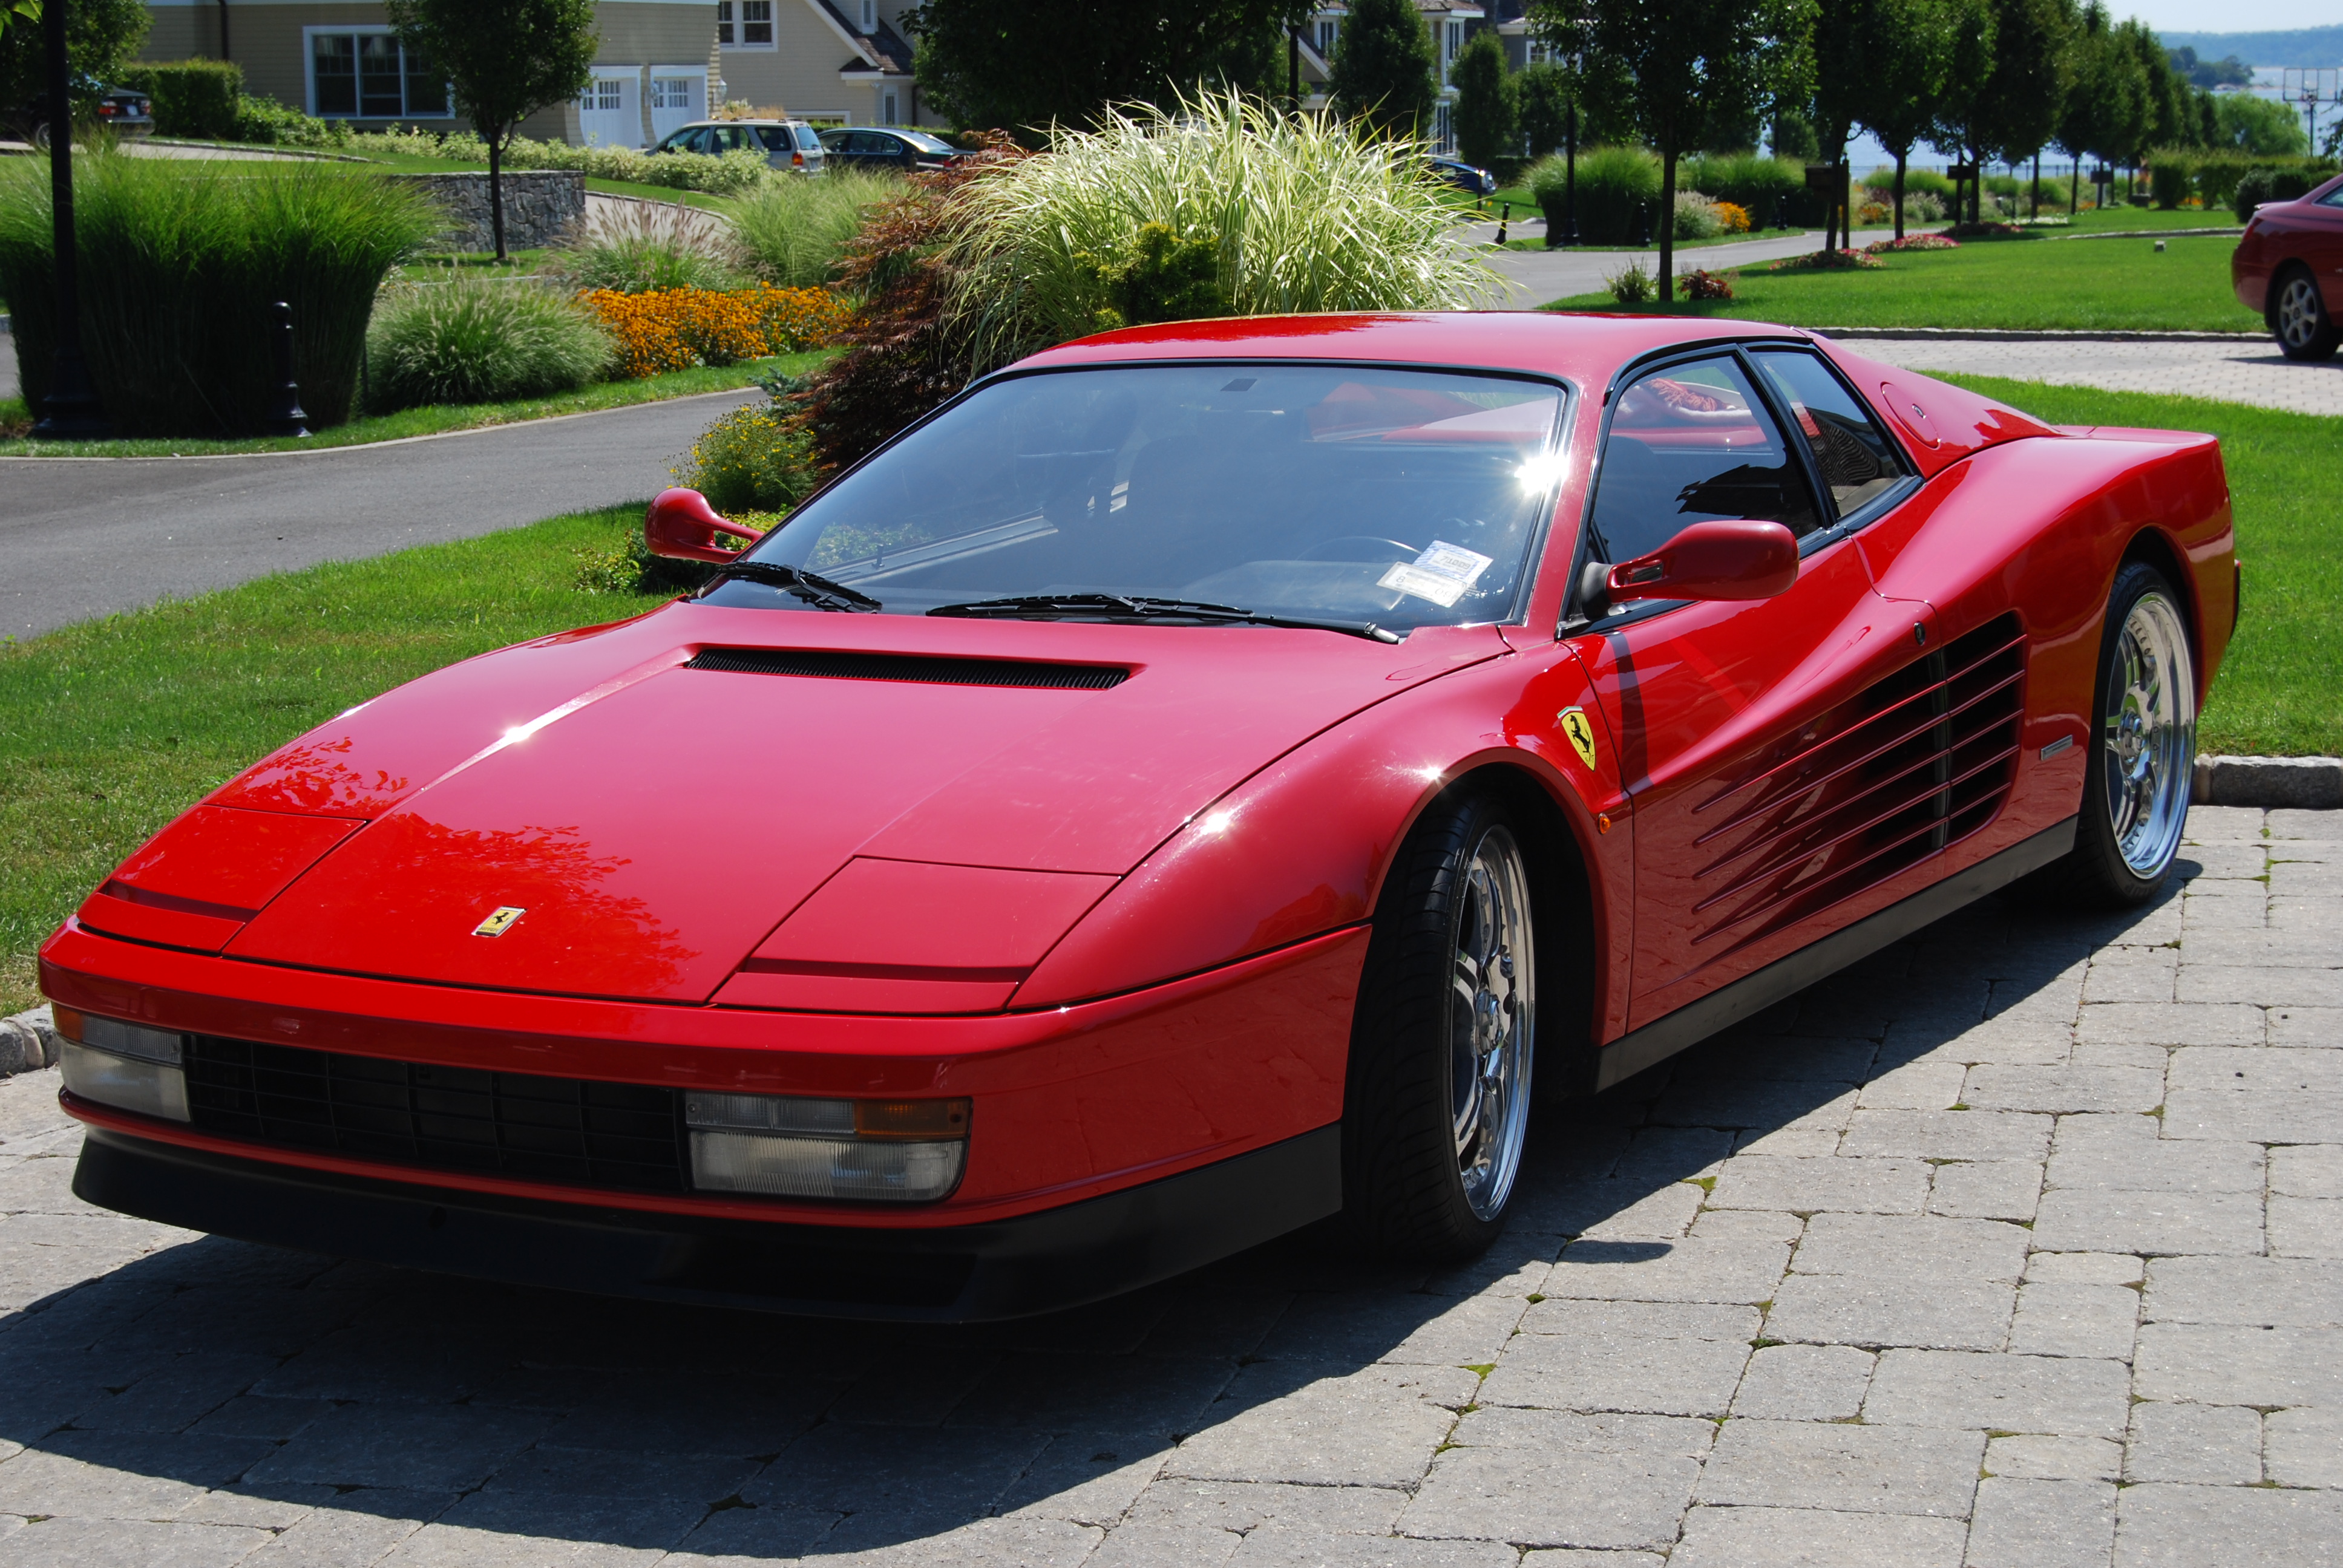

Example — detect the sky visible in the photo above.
[2125,1,2338,34]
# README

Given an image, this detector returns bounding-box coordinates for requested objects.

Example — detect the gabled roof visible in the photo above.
[802,0,915,77]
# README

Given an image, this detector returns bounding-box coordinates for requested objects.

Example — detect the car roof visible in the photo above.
[1011,312,1818,390]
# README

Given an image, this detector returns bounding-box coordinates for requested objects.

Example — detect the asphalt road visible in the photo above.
[1,388,760,642]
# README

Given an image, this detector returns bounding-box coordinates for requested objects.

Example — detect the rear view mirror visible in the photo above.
[646,488,767,563]
[1604,520,1799,604]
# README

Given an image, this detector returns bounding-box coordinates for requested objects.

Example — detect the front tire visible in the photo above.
[2272,266,2340,362]
[1342,790,1537,1259]
[2034,561,2197,907]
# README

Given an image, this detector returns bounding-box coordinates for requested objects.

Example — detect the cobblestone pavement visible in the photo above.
[1844,335,2342,419]
[0,805,2335,1566]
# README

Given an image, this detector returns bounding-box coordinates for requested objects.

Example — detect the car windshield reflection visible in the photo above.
[713,365,1567,633]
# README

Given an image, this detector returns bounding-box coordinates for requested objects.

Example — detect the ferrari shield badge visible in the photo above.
[1558,708,1600,771]
[473,906,525,938]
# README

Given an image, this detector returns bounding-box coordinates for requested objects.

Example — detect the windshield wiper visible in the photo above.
[927,593,1402,644]
[703,561,882,612]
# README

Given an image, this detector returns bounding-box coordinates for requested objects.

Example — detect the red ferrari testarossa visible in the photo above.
[42,313,2234,1319]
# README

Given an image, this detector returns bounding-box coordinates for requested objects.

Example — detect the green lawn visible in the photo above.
[0,352,825,457]
[0,505,669,1014]
[1,378,2327,1014]
[1929,377,2335,764]
[1544,232,2259,332]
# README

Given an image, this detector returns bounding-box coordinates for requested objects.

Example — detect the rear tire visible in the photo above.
[2272,266,2340,362]
[1341,789,1538,1260]
[2031,561,2197,907]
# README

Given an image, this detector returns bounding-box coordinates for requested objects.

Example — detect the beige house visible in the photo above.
[1298,3,1484,153]
[712,0,938,129]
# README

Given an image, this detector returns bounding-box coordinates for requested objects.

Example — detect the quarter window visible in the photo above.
[1748,349,1909,518]
[1586,355,1818,570]
[310,32,449,119]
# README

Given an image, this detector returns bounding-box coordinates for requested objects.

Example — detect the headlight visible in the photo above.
[53,1007,190,1122]
[683,1092,968,1202]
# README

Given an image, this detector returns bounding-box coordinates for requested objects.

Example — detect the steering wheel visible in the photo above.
[1300,536,1419,563]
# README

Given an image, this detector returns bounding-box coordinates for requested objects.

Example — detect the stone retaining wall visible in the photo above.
[388,171,586,253]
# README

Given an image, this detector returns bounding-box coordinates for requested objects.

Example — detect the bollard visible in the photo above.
[1495,201,1510,246]
[264,301,310,439]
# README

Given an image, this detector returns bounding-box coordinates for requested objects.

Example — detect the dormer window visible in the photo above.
[859,0,876,31]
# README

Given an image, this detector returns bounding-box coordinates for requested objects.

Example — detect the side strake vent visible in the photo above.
[1690,613,2027,952]
[687,648,1128,690]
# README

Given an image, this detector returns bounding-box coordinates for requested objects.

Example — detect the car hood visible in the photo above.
[196,601,1505,1002]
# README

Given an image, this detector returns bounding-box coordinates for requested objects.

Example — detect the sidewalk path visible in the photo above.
[1,388,759,642]
[1838,333,2339,418]
[0,805,2330,1566]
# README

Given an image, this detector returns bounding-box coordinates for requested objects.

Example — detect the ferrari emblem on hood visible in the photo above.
[472,906,525,938]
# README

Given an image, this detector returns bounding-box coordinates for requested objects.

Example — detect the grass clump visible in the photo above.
[0,152,436,434]
[729,168,900,287]
[544,200,742,295]
[947,89,1498,368]
[1527,146,1657,244]
[364,272,615,411]
[673,396,821,515]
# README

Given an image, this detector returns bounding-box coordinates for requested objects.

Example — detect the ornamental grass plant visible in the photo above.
[364,272,615,411]
[945,90,1498,370]
[727,168,900,287]
[544,199,741,295]
[1530,145,1659,245]
[0,152,435,434]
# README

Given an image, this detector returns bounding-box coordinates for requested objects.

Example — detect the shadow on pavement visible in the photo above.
[0,879,2175,1557]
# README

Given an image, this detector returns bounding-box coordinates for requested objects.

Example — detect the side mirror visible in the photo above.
[1605,520,1799,604]
[645,488,767,563]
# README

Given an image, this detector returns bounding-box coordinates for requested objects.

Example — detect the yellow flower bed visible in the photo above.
[1714,200,1752,234]
[583,286,854,378]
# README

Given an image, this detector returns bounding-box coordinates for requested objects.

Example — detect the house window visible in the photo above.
[882,89,898,125]
[1318,19,1337,54]
[589,78,623,113]
[309,30,449,119]
[1446,20,1463,75]
[718,0,773,48]
[859,0,876,31]
[651,77,695,110]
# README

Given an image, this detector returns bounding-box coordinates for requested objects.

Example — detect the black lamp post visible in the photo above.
[33,0,111,440]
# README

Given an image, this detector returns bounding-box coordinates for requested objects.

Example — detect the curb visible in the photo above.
[0,1006,58,1077]
[2194,754,2343,810]
[2062,226,2244,240]
[1815,326,2262,344]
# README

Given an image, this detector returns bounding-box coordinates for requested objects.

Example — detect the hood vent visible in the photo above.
[687,648,1128,690]
[1690,612,2026,953]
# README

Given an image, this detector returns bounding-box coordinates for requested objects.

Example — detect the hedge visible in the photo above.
[117,59,244,141]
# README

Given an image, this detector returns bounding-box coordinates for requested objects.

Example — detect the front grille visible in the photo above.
[1689,613,2027,953]
[182,1036,687,1194]
[687,648,1128,690]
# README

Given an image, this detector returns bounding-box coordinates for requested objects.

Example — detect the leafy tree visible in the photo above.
[385,0,598,260]
[1535,0,1814,299]
[1805,0,1867,249]
[0,0,146,124]
[2120,18,2192,179]
[1452,28,1517,168]
[2168,47,2250,90]
[1852,0,1971,237]
[907,1,1314,137]
[1768,106,1820,160]
[1329,0,1440,140]
[1516,59,1572,155]
[2053,2,2145,212]
[1936,0,2069,222]
[0,0,37,47]
[2213,90,2310,155]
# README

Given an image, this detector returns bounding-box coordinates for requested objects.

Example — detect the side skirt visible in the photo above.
[1595,818,2077,1091]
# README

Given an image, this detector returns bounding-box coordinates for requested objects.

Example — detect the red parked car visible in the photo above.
[41,313,2234,1320]
[2233,171,2343,360]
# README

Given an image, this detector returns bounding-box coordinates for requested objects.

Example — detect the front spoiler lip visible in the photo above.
[72,1122,1345,1322]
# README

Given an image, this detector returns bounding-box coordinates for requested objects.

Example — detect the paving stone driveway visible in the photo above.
[0,806,2335,1567]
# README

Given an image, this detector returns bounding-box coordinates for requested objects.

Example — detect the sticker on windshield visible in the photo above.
[1379,541,1494,607]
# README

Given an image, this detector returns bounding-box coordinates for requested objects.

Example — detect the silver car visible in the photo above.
[650,119,826,175]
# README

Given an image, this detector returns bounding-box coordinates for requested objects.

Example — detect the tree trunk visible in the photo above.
[488,134,508,262]
[1893,149,1907,240]
[2069,158,2079,215]
[2031,151,2040,218]
[1659,144,1677,301]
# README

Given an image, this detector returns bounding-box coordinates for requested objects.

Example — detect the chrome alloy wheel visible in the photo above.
[2278,274,2327,351]
[2102,591,2196,879]
[1449,824,1535,1221]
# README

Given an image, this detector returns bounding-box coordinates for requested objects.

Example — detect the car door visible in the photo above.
[2310,182,2343,318]
[1562,346,1933,1027]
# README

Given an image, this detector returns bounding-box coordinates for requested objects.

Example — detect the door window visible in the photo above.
[1748,349,1908,518]
[1585,356,1818,570]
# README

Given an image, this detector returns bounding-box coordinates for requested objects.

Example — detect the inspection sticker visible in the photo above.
[1378,540,1493,607]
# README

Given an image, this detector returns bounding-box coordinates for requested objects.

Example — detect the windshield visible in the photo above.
[717,365,1567,632]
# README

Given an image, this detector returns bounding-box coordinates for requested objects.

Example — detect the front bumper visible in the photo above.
[75,1122,1342,1320]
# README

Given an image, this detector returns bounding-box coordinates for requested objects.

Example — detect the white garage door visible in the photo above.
[648,68,708,146]
[577,70,641,148]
